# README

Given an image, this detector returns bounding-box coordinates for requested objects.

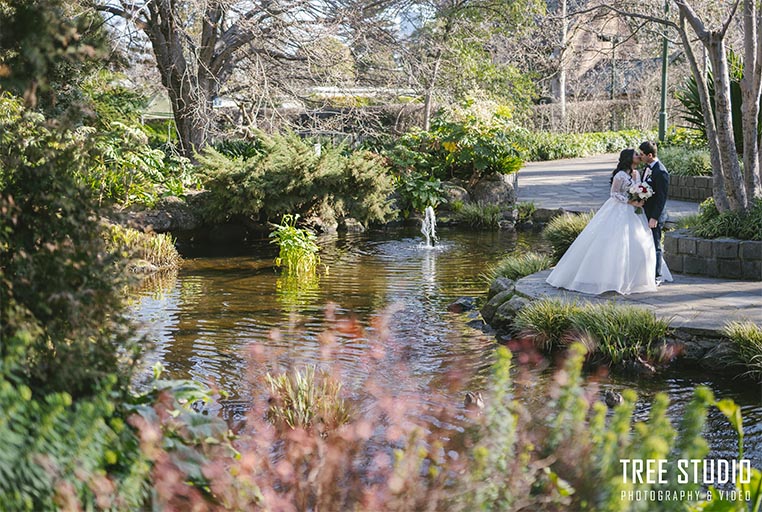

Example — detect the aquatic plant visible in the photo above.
[269,214,321,275]
[104,223,181,272]
[483,251,553,282]
[724,321,762,380]
[542,211,594,260]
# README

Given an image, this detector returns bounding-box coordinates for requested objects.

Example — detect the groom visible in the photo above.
[639,141,669,282]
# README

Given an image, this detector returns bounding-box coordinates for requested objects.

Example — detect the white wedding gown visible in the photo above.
[546,170,672,295]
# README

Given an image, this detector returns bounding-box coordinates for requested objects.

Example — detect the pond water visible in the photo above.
[130,226,762,468]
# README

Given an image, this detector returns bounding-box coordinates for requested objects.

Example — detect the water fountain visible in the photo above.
[421,205,438,247]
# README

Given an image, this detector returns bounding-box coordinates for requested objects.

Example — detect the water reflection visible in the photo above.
[129,226,762,467]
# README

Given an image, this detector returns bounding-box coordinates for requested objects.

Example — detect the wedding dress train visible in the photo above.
[545,170,672,295]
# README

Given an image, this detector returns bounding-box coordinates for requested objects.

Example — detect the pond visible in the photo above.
[130,226,762,468]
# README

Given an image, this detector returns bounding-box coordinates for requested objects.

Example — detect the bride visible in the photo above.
[546,148,672,295]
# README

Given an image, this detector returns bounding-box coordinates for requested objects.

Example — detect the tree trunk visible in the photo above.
[423,53,442,132]
[706,35,748,211]
[742,0,762,205]
[559,0,567,129]
[678,14,729,210]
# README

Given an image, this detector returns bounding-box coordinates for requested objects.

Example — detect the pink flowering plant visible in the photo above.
[628,182,653,214]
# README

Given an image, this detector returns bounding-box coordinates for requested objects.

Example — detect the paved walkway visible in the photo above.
[517,153,699,221]
[514,154,761,334]
[516,270,762,336]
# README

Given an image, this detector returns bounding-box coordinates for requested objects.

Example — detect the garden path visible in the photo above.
[517,153,699,221]
[516,269,762,336]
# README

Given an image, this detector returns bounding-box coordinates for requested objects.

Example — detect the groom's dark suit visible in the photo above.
[643,159,669,278]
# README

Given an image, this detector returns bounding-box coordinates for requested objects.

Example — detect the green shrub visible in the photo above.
[269,214,321,275]
[724,321,762,380]
[659,146,712,176]
[198,132,395,226]
[514,299,671,363]
[689,197,762,241]
[213,138,265,160]
[542,211,594,260]
[386,106,523,186]
[456,201,503,229]
[0,94,150,508]
[396,173,446,215]
[265,366,351,431]
[484,251,553,282]
[508,128,655,162]
[104,224,181,272]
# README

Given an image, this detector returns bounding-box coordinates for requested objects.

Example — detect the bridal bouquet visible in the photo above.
[628,183,653,214]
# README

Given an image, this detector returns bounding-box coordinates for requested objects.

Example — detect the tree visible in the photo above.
[593,0,761,212]
[397,0,543,130]
[93,0,342,159]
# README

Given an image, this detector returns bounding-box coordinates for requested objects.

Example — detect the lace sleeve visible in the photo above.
[610,171,631,203]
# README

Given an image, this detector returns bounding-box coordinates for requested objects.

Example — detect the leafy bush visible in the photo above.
[689,197,762,241]
[84,121,196,206]
[269,214,321,275]
[198,131,395,226]
[659,146,712,177]
[483,252,554,282]
[0,94,150,508]
[396,173,446,215]
[514,299,671,364]
[724,321,762,380]
[386,106,523,186]
[455,201,503,229]
[542,211,594,260]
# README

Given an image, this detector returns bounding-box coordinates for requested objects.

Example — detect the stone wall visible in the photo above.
[664,229,762,280]
[668,175,712,202]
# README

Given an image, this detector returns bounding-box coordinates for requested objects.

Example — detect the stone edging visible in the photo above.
[478,275,744,374]
[664,229,762,281]
[668,175,712,202]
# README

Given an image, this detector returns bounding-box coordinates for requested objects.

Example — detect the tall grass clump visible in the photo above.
[455,201,503,228]
[105,223,181,272]
[484,252,554,282]
[269,214,321,275]
[542,211,594,260]
[572,302,671,364]
[266,366,351,431]
[513,298,583,350]
[514,298,671,364]
[515,201,536,223]
[724,321,762,380]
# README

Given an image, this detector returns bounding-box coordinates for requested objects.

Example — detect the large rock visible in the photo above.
[487,277,515,301]
[441,181,470,209]
[491,296,530,330]
[155,196,200,231]
[480,290,514,323]
[469,174,517,206]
